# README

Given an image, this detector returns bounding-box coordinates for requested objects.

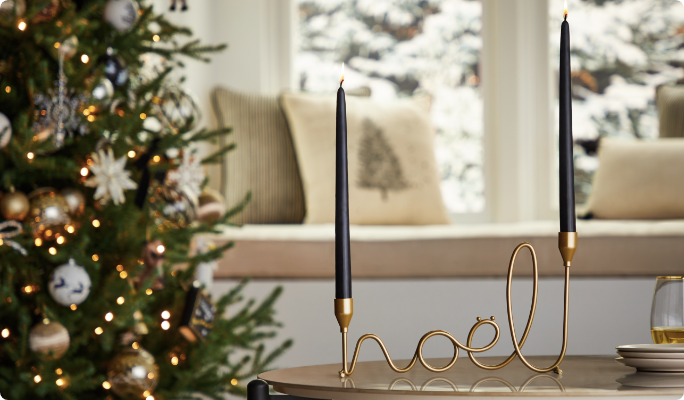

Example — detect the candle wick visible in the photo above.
[340,80,344,88]
[564,14,567,21]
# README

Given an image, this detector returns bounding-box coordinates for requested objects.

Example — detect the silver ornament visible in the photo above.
[60,188,85,216]
[92,78,114,101]
[58,36,78,59]
[32,55,89,150]
[48,259,91,307]
[0,112,11,149]
[154,86,201,133]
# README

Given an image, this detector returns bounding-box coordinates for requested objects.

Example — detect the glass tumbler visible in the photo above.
[651,276,684,344]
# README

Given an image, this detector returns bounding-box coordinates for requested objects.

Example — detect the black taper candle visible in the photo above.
[559,12,576,233]
[335,76,352,299]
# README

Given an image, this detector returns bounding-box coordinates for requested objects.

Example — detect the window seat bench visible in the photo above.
[206,220,684,278]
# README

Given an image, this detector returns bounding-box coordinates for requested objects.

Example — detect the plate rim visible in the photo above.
[616,356,684,371]
[616,344,684,353]
[617,350,684,359]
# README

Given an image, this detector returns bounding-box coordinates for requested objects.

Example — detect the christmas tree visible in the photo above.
[357,119,409,200]
[0,1,290,399]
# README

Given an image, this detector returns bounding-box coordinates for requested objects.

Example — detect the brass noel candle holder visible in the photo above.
[334,232,577,377]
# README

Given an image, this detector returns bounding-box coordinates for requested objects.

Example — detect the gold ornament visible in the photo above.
[136,239,165,290]
[28,0,59,23]
[197,188,226,223]
[29,320,70,360]
[108,348,159,398]
[0,189,29,221]
[28,188,71,240]
[60,188,85,216]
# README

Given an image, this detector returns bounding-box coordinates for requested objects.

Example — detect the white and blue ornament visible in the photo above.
[48,259,91,306]
[103,0,139,32]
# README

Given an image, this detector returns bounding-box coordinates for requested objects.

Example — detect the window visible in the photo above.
[551,0,684,204]
[297,0,484,213]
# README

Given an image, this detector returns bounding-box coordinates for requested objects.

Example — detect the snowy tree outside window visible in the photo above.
[551,0,684,204]
[296,0,484,213]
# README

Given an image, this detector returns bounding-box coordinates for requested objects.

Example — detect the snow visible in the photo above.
[297,0,485,213]
[298,0,684,212]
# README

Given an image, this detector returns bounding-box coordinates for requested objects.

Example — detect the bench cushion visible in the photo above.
[208,220,684,278]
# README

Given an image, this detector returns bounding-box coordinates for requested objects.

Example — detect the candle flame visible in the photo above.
[340,63,345,86]
[563,0,568,19]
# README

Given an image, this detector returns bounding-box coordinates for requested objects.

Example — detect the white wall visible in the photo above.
[151,0,276,190]
[211,277,654,369]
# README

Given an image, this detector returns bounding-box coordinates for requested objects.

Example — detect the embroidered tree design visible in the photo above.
[357,119,409,200]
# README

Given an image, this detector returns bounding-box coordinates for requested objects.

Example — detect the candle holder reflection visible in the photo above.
[349,374,567,393]
[335,233,577,377]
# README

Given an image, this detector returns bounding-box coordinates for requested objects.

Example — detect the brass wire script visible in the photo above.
[335,232,577,377]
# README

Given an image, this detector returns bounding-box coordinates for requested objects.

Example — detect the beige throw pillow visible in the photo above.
[280,92,450,225]
[586,138,684,219]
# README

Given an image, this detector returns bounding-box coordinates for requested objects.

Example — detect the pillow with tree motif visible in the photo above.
[280,92,450,225]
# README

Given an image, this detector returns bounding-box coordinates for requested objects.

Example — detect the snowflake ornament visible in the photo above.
[84,148,137,205]
[166,149,204,205]
[33,55,89,149]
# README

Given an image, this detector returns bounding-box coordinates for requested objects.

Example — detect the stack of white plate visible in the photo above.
[616,344,684,372]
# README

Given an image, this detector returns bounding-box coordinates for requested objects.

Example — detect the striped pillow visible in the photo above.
[211,87,372,224]
[657,85,684,138]
[212,87,306,224]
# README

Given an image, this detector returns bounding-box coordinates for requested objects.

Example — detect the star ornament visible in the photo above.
[166,149,204,205]
[84,149,137,205]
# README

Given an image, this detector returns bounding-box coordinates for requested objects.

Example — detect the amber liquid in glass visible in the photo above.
[651,326,684,344]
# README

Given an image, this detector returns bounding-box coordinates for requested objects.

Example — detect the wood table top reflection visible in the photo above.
[259,356,684,399]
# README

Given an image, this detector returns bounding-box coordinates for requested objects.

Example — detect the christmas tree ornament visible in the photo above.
[58,36,78,59]
[197,188,225,223]
[137,239,165,289]
[84,148,137,205]
[194,239,217,289]
[148,184,196,229]
[179,281,215,342]
[92,78,114,101]
[29,319,70,360]
[0,0,26,17]
[137,53,167,85]
[142,115,162,132]
[29,0,59,23]
[166,149,204,205]
[0,220,28,256]
[133,310,148,335]
[60,188,85,216]
[103,0,139,32]
[108,348,159,398]
[103,53,129,88]
[32,54,89,150]
[0,189,29,221]
[28,188,71,240]
[0,111,12,149]
[154,86,201,133]
[48,259,91,307]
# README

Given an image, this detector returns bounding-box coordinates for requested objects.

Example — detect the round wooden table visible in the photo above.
[259,356,684,399]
